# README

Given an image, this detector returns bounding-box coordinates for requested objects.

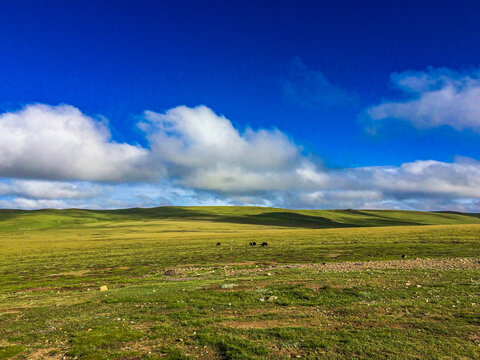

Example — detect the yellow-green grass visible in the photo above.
[0,207,479,359]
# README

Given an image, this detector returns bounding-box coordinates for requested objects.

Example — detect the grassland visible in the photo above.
[0,207,479,359]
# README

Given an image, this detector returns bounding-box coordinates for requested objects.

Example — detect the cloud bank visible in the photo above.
[1,100,480,211]
[366,67,480,132]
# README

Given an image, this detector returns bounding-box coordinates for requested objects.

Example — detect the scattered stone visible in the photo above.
[267,272,272,276]
[99,285,108,291]
[267,296,278,302]
[416,284,422,288]
[259,297,265,302]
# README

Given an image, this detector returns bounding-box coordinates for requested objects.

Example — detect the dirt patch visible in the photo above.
[229,257,480,275]
[324,251,344,258]
[163,277,199,282]
[49,269,90,277]
[164,269,183,277]
[28,348,64,359]
[18,286,52,292]
[356,320,413,330]
[222,319,313,329]
[203,281,270,292]
[303,283,326,291]
[0,309,22,315]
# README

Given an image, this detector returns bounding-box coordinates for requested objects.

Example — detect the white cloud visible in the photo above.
[0,179,107,199]
[343,157,480,200]
[0,104,151,182]
[2,103,480,212]
[366,67,480,131]
[141,105,330,192]
[0,198,70,210]
[284,157,480,210]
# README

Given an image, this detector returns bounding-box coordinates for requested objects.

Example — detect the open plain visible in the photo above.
[1,207,479,359]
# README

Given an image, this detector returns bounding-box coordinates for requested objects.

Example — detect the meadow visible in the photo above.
[0,207,479,359]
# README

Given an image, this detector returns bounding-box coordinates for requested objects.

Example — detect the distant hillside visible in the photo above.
[0,206,480,231]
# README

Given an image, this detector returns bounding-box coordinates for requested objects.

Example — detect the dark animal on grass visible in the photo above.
[216,242,221,246]
[260,242,268,247]
[249,242,257,246]
[401,254,407,259]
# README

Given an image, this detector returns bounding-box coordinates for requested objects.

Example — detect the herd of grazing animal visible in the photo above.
[215,241,268,247]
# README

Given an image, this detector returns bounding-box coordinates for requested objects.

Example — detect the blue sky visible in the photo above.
[1,0,480,210]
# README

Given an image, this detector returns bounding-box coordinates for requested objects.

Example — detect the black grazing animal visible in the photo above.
[401,254,407,259]
[216,242,221,246]
[260,242,268,247]
[249,242,257,246]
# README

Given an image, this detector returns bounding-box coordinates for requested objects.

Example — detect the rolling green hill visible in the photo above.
[0,206,479,231]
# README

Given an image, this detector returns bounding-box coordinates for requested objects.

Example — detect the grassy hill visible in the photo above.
[1,206,479,232]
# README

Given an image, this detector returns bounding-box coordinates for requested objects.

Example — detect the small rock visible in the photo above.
[221,283,237,289]
[259,297,265,302]
[416,284,422,288]
[99,285,108,291]
[267,272,272,276]
[267,296,278,302]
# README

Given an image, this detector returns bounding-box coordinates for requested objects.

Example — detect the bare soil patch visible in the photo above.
[221,319,313,329]
[28,348,63,359]
[227,257,480,275]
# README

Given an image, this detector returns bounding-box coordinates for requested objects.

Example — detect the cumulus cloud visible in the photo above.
[285,157,480,210]
[141,105,330,193]
[282,57,358,109]
[0,104,151,182]
[366,67,480,131]
[346,158,480,199]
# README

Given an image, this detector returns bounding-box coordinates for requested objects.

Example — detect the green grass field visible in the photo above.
[1,207,479,359]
